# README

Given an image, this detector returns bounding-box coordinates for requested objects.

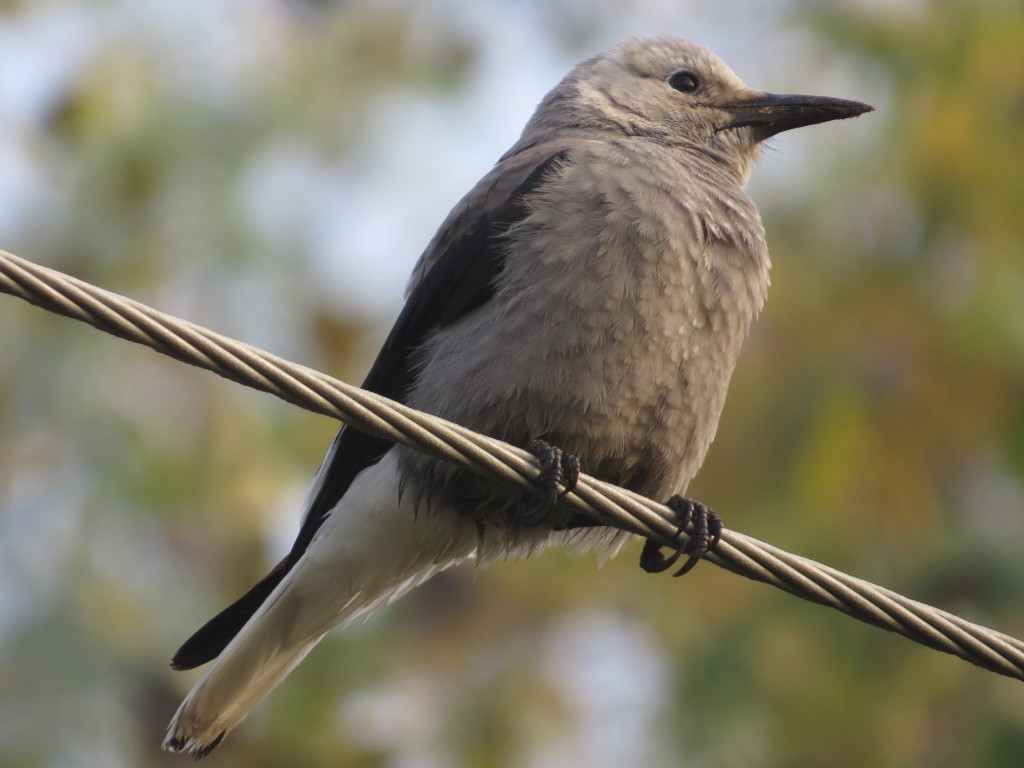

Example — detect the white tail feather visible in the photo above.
[164,451,478,756]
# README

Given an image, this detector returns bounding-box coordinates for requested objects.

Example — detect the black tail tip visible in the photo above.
[163,730,225,760]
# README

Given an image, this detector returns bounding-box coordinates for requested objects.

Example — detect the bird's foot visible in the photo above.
[639,495,723,577]
[517,439,580,526]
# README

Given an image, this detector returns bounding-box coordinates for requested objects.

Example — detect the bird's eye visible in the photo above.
[668,71,700,93]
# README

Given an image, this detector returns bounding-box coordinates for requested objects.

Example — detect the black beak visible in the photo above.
[724,93,873,138]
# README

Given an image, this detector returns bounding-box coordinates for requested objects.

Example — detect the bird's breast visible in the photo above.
[404,141,769,503]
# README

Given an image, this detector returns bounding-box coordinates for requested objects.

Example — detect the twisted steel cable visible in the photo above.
[2,247,1023,680]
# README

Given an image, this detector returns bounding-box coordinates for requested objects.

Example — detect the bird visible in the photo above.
[163,36,871,756]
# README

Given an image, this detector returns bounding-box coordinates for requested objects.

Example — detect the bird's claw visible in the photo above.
[639,495,723,577]
[517,439,580,526]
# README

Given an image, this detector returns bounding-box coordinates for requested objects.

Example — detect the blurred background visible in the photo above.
[1,0,1023,766]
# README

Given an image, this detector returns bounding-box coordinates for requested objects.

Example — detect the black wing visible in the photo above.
[171,151,569,670]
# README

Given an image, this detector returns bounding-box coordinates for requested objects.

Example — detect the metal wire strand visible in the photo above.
[2,247,1023,681]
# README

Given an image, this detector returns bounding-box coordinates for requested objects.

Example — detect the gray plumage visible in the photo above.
[165,36,871,756]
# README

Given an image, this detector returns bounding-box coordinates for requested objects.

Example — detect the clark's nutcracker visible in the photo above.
[164,36,871,756]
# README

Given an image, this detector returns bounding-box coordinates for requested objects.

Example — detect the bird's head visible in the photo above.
[532,36,873,184]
